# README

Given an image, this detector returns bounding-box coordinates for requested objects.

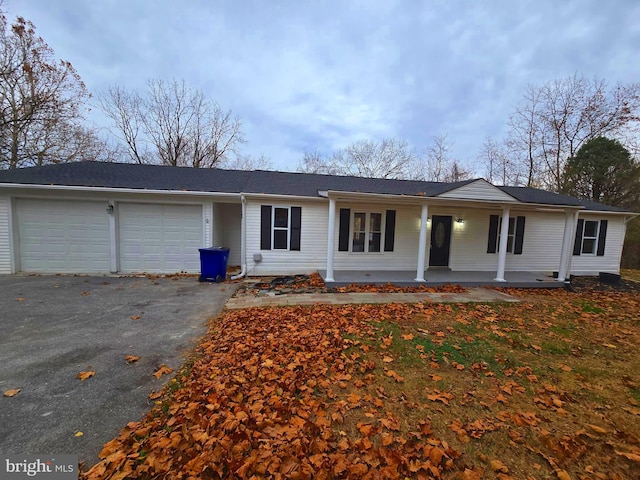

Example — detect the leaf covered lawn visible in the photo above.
[84,289,640,479]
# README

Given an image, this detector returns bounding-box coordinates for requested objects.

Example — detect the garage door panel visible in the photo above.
[119,203,202,273]
[16,199,110,273]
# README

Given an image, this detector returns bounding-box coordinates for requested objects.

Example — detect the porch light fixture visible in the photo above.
[456,217,464,224]
[106,204,114,215]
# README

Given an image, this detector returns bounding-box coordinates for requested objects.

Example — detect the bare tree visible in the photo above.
[329,138,415,179]
[0,12,104,169]
[477,136,522,185]
[410,133,473,182]
[220,153,272,171]
[297,148,334,175]
[100,79,245,168]
[98,85,148,163]
[297,138,415,179]
[506,75,640,191]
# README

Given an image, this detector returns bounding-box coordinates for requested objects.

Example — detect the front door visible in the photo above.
[429,215,452,267]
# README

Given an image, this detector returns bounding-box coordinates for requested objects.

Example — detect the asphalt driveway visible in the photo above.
[0,274,236,466]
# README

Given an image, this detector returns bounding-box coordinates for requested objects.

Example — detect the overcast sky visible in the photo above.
[7,0,640,173]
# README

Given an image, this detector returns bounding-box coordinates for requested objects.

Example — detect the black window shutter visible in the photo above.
[338,208,350,252]
[260,205,272,250]
[384,210,396,252]
[487,215,499,253]
[514,216,526,255]
[597,219,608,256]
[290,207,302,251]
[573,219,584,256]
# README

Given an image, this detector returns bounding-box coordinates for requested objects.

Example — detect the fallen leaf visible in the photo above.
[4,388,20,397]
[614,450,640,462]
[490,459,509,473]
[556,469,572,480]
[401,333,414,340]
[153,365,173,379]
[382,356,394,363]
[586,424,607,434]
[148,390,163,400]
[125,355,140,363]
[77,371,95,381]
[385,370,404,382]
[75,431,84,437]
[81,291,90,296]
[16,297,26,302]
[131,315,141,320]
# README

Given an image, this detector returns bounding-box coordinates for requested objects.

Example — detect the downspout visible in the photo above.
[230,194,247,280]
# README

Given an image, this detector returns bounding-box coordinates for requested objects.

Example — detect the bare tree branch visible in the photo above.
[99,79,246,168]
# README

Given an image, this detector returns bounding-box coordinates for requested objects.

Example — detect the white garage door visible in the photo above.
[119,203,203,273]
[16,198,111,273]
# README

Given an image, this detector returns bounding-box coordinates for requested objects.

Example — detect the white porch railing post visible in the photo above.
[325,197,336,282]
[557,210,575,282]
[415,204,429,281]
[494,207,510,282]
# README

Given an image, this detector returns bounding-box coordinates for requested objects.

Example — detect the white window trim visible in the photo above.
[272,206,291,250]
[496,217,515,254]
[581,220,599,256]
[350,210,385,254]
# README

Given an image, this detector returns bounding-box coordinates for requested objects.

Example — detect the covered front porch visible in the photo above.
[318,269,566,288]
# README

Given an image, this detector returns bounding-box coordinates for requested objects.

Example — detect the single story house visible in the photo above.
[0,162,635,286]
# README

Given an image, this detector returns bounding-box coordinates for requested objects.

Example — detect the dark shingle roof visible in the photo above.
[499,186,628,212]
[0,161,630,212]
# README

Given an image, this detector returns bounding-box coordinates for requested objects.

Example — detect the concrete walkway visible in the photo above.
[225,287,519,309]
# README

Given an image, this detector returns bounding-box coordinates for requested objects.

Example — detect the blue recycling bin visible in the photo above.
[198,247,230,282]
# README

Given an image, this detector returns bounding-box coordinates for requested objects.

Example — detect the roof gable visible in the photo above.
[437,179,519,202]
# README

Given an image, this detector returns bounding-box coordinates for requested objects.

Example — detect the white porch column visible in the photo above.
[562,211,580,282]
[415,204,429,281]
[494,207,510,282]
[325,197,336,282]
[557,210,575,282]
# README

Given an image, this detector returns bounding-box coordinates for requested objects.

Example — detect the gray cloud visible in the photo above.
[9,0,639,172]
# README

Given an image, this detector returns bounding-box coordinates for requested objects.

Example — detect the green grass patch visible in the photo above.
[580,301,604,314]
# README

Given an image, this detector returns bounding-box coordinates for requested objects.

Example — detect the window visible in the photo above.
[581,220,598,254]
[497,217,516,253]
[273,207,289,249]
[573,219,607,256]
[487,215,526,255]
[260,205,301,251]
[351,211,383,253]
[338,209,396,253]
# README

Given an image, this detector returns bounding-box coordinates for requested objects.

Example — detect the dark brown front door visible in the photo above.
[429,215,452,267]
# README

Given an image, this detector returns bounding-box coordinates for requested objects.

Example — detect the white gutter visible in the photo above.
[0,182,241,199]
[230,194,247,280]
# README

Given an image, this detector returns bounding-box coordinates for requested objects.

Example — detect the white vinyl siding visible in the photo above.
[0,196,12,274]
[438,179,517,202]
[119,203,203,273]
[212,203,242,266]
[335,203,419,271]
[571,214,625,275]
[449,209,565,272]
[15,198,110,273]
[245,199,327,275]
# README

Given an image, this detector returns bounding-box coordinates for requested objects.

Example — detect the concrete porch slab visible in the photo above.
[317,270,565,288]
